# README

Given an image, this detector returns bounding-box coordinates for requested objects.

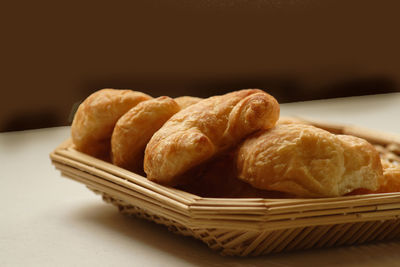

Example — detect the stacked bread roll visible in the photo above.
[71,88,400,198]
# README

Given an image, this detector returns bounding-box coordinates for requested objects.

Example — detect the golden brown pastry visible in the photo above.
[348,160,400,195]
[174,96,202,109]
[376,161,400,193]
[375,160,400,193]
[236,124,382,197]
[277,116,308,125]
[144,89,280,186]
[111,96,180,172]
[71,89,152,159]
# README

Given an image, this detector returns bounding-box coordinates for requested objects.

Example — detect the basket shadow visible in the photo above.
[70,201,400,266]
[68,201,243,266]
[266,241,400,267]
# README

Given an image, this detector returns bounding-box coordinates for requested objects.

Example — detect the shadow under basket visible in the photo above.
[50,119,400,256]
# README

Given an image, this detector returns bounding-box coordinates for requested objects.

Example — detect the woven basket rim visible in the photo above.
[50,119,400,232]
[49,119,400,255]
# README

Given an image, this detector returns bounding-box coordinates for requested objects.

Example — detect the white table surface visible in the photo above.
[1,93,400,267]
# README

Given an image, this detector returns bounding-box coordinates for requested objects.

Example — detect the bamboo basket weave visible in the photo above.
[50,119,400,256]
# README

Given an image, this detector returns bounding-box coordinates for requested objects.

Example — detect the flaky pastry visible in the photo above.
[236,124,382,197]
[174,96,202,109]
[376,160,400,193]
[111,96,180,172]
[277,116,308,125]
[71,89,152,159]
[144,89,280,185]
[349,160,400,195]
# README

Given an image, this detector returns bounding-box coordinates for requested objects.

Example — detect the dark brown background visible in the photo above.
[1,1,399,132]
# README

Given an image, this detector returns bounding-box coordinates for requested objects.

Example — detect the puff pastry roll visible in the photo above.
[71,89,152,159]
[236,124,382,197]
[144,89,280,185]
[111,96,180,172]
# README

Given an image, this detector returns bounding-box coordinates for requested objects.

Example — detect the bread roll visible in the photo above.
[236,124,382,197]
[111,96,180,172]
[71,89,152,159]
[144,89,280,185]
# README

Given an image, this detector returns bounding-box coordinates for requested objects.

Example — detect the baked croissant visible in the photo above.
[71,89,152,159]
[349,160,400,195]
[111,96,180,173]
[277,116,308,125]
[376,160,400,193]
[236,124,382,197]
[144,89,280,185]
[174,96,202,109]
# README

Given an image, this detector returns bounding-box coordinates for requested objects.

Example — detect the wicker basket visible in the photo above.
[50,119,400,256]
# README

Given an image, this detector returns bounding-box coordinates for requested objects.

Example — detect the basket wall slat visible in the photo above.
[364,221,392,243]
[58,169,192,226]
[265,229,301,254]
[55,163,190,215]
[376,220,400,241]
[284,227,315,251]
[55,146,199,203]
[251,230,284,255]
[345,221,375,245]
[222,231,258,249]
[240,231,272,256]
[264,195,400,213]
[52,152,196,206]
[303,225,333,250]
[334,222,367,247]
[355,222,382,245]
[323,223,355,248]
[270,228,305,254]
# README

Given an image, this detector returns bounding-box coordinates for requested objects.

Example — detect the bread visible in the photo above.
[70,88,394,199]
[144,89,280,185]
[71,89,152,159]
[111,96,180,172]
[371,160,400,193]
[376,160,400,193]
[174,96,202,109]
[337,134,383,191]
[349,160,400,195]
[236,124,382,197]
[277,116,308,125]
